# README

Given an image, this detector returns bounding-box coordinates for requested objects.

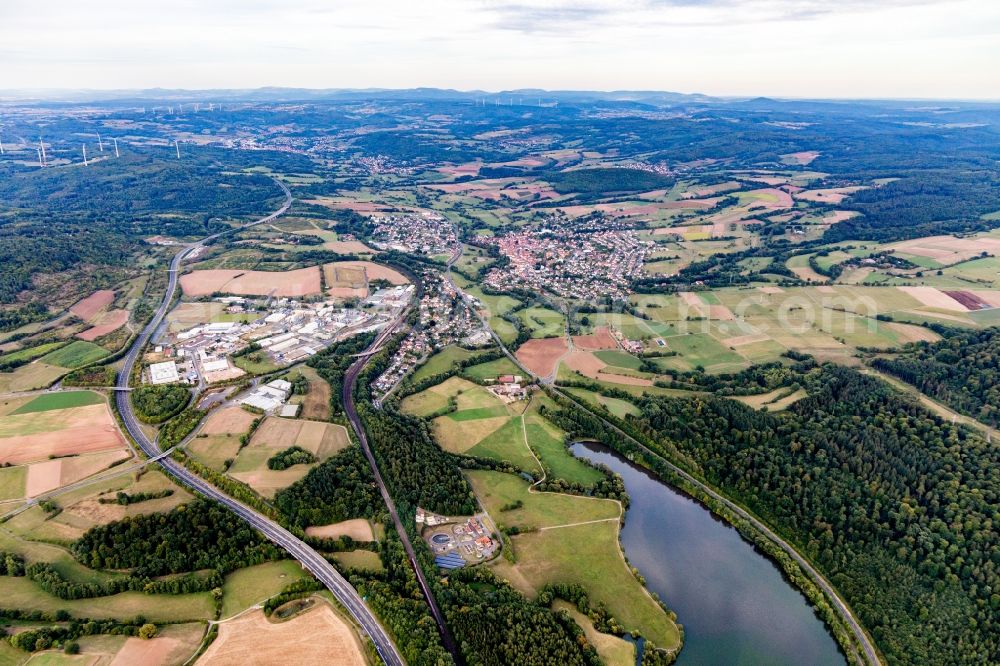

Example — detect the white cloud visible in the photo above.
[1,0,997,99]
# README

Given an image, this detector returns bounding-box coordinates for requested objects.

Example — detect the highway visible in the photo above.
[113,179,406,666]
[444,250,882,666]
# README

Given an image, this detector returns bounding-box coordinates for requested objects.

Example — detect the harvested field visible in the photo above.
[888,235,1000,265]
[70,290,115,320]
[77,309,129,341]
[289,367,330,420]
[781,151,820,165]
[197,603,365,666]
[897,286,970,312]
[110,630,197,666]
[516,337,568,378]
[722,333,770,346]
[433,415,510,454]
[0,363,66,393]
[572,326,618,351]
[323,261,408,298]
[562,350,607,379]
[842,267,874,284]
[305,518,375,541]
[970,290,1000,308]
[229,418,350,496]
[437,162,482,176]
[678,292,708,317]
[180,268,321,297]
[885,322,941,343]
[25,449,130,497]
[200,406,257,436]
[823,210,859,224]
[0,403,126,465]
[795,186,866,204]
[247,418,349,457]
[325,239,375,254]
[597,372,654,387]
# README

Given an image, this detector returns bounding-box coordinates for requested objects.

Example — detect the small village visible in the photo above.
[484,228,650,301]
[369,212,457,256]
[372,272,490,398]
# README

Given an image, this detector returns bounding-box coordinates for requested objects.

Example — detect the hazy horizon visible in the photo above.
[4,0,999,100]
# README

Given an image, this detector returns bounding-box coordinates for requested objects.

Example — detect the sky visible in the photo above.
[2,0,998,99]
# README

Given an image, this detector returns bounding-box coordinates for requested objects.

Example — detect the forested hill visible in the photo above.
[615,366,998,666]
[0,151,285,307]
[872,327,1000,427]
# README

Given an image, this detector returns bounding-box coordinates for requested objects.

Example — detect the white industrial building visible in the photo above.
[148,360,180,385]
[240,379,293,413]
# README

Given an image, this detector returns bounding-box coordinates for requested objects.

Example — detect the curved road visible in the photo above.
[444,255,881,666]
[114,179,406,666]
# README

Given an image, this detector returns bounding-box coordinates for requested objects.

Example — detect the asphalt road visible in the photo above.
[113,179,406,666]
[444,251,882,666]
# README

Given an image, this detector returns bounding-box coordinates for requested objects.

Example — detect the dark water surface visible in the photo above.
[570,441,845,666]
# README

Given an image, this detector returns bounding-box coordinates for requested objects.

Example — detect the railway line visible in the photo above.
[444,250,882,666]
[113,179,406,666]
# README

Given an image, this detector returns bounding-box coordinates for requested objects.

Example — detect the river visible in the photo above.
[570,441,845,666]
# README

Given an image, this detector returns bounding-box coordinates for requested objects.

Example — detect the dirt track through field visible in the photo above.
[197,603,365,666]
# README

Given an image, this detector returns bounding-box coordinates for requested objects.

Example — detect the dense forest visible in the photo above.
[130,384,191,424]
[545,167,673,195]
[585,366,999,665]
[72,499,282,576]
[306,331,377,416]
[872,327,1000,427]
[274,446,381,527]
[0,150,284,305]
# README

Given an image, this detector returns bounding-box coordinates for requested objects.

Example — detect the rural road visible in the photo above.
[113,179,406,666]
[444,253,882,666]
[341,264,464,661]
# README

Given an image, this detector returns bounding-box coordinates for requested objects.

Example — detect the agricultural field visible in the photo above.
[9,623,206,666]
[219,560,312,619]
[198,600,367,666]
[39,341,109,369]
[6,469,191,542]
[180,267,322,298]
[411,345,479,383]
[285,366,331,421]
[468,470,680,650]
[0,391,130,501]
[323,261,408,298]
[227,417,351,497]
[187,406,259,472]
[516,306,566,338]
[304,518,377,542]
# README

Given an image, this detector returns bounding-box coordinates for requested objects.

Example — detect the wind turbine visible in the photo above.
[175,140,180,159]
[82,144,88,166]
[0,134,4,155]
[96,132,104,152]
[38,138,47,167]
[113,137,120,158]
[36,147,42,166]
